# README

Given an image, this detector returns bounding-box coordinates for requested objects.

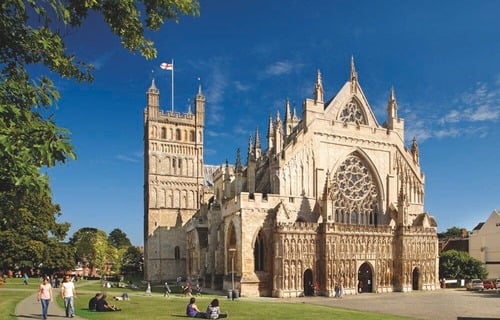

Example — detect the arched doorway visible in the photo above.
[357,262,373,293]
[412,268,419,290]
[303,269,314,296]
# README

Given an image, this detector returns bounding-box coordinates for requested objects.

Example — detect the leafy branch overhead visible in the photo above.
[0,0,199,268]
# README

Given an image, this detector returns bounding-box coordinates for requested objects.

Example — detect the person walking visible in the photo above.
[164,281,171,297]
[37,277,53,320]
[61,275,77,318]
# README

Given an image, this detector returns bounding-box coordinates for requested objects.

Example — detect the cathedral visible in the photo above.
[143,58,439,297]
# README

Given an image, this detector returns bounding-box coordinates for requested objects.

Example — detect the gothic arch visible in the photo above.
[412,267,420,290]
[253,229,266,272]
[226,221,238,274]
[328,150,384,226]
[357,262,373,293]
[337,97,368,125]
[303,269,314,296]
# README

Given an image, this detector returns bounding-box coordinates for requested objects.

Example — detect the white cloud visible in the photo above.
[205,61,228,124]
[90,51,115,71]
[206,130,227,137]
[439,110,462,124]
[264,60,294,77]
[404,80,499,144]
[440,81,500,124]
[234,81,251,92]
[116,152,142,163]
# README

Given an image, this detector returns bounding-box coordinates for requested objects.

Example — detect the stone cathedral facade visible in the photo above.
[144,58,439,297]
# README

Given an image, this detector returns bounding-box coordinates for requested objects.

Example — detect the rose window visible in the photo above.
[330,154,379,225]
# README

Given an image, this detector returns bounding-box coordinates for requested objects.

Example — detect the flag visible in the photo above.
[160,62,174,70]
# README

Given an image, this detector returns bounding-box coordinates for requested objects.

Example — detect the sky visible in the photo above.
[46,0,500,246]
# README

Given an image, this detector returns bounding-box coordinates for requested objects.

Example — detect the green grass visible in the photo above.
[0,277,39,319]
[2,277,411,320]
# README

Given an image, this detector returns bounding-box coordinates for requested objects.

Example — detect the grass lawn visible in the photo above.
[1,278,411,320]
[0,277,40,320]
[58,281,411,320]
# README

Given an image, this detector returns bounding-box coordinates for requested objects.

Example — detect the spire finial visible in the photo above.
[350,55,357,81]
[149,77,158,91]
[390,86,396,102]
[235,148,242,171]
[314,69,324,103]
[197,77,202,94]
[255,126,261,148]
[285,98,291,120]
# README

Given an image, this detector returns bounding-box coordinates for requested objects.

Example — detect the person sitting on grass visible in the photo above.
[206,298,228,319]
[88,293,102,311]
[96,294,121,312]
[186,297,206,318]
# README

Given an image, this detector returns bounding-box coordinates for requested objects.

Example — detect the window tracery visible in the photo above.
[330,154,379,225]
[339,101,367,125]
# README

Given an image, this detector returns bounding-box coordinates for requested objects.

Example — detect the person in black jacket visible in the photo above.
[96,294,121,312]
[88,293,102,311]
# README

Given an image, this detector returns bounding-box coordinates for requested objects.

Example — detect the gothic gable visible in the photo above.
[323,81,380,128]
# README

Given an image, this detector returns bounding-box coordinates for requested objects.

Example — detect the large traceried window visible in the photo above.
[329,154,379,225]
[339,100,367,125]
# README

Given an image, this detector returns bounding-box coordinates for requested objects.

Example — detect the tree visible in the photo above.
[439,250,488,280]
[0,188,72,270]
[70,227,109,274]
[121,246,144,274]
[438,227,464,240]
[1,0,199,271]
[108,229,132,249]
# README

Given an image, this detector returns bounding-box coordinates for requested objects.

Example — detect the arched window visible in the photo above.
[338,100,367,125]
[190,130,196,142]
[328,153,380,225]
[254,231,265,271]
[176,129,181,140]
[161,127,166,139]
[174,246,180,260]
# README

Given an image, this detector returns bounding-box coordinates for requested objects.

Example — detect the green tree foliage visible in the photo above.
[108,228,132,248]
[121,246,143,274]
[0,0,198,271]
[70,227,109,273]
[0,188,72,270]
[439,250,488,280]
[438,227,463,239]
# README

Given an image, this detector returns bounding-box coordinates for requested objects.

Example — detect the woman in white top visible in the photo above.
[206,298,228,319]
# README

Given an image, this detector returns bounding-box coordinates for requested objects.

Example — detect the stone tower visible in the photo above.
[143,79,205,281]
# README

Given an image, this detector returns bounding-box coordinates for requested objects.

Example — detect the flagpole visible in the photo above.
[171,59,174,112]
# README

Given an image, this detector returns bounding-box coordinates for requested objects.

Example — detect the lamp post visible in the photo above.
[229,247,236,296]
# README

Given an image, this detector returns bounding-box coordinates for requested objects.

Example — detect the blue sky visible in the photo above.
[46,0,500,245]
